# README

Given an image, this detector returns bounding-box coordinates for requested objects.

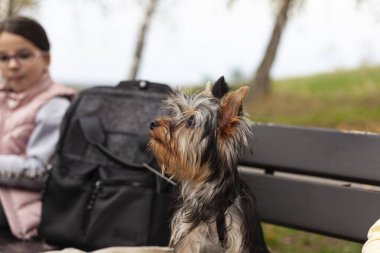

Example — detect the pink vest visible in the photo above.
[0,74,75,239]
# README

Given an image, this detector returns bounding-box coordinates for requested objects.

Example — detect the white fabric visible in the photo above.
[362,218,380,253]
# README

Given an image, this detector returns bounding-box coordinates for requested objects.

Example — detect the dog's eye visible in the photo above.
[185,116,196,128]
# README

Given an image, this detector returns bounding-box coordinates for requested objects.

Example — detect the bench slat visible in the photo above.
[241,123,380,185]
[241,170,380,242]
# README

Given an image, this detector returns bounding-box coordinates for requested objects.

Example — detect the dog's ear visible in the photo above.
[212,76,230,99]
[200,81,213,96]
[219,86,249,135]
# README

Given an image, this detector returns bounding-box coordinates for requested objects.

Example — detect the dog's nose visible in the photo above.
[150,121,159,130]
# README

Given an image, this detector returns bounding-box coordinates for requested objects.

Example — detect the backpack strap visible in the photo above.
[79,116,151,169]
[79,116,176,186]
[79,116,106,146]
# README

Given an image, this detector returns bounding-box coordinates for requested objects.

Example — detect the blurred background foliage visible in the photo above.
[246,66,380,133]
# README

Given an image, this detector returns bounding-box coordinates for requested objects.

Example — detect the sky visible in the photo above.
[22,0,380,87]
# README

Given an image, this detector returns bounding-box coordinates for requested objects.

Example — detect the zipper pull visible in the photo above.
[86,180,102,210]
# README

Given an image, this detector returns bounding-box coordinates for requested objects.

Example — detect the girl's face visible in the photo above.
[0,32,50,92]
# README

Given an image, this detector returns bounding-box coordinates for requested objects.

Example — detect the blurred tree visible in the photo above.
[0,0,39,20]
[248,0,295,100]
[73,0,160,80]
[248,0,375,100]
[128,0,158,80]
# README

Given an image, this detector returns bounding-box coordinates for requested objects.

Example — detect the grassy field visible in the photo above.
[263,224,362,253]
[242,66,380,252]
[246,66,380,133]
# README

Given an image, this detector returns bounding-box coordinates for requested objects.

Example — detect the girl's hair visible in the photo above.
[0,16,50,52]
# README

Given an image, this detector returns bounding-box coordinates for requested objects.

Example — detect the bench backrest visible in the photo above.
[239,123,380,243]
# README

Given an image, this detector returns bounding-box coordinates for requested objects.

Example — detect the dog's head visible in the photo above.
[149,76,251,182]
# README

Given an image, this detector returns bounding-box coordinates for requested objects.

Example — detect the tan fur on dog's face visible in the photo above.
[149,92,218,181]
[149,86,250,183]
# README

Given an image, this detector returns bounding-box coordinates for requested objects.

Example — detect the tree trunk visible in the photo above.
[6,0,19,17]
[248,0,292,101]
[128,0,158,80]
[0,0,36,20]
[0,0,10,19]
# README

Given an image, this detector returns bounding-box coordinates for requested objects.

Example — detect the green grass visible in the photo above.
[240,66,380,252]
[263,224,362,253]
[246,66,380,133]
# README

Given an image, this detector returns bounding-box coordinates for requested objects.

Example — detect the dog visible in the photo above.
[149,77,270,253]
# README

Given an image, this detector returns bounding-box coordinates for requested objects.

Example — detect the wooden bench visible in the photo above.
[1,122,379,252]
[239,122,380,244]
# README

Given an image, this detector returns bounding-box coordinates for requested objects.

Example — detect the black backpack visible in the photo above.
[39,81,175,251]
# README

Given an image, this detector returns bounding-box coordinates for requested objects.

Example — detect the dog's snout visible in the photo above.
[150,121,159,130]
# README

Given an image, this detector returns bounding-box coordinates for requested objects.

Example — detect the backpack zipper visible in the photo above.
[82,180,102,232]
[86,180,102,210]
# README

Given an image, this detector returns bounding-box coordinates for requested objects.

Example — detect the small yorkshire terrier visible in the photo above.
[149,77,270,253]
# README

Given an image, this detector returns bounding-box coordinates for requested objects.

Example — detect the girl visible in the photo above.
[0,16,75,239]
